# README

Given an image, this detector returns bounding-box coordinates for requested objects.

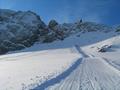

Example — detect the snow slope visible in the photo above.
[0,47,80,90]
[83,34,120,71]
[34,32,120,90]
[0,25,119,90]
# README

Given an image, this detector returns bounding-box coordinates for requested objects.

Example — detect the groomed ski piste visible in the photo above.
[0,30,120,90]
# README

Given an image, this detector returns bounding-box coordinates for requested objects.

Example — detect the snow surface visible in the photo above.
[44,34,120,90]
[0,27,120,90]
[0,47,80,90]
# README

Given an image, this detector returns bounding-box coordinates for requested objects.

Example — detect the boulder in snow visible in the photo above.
[98,45,112,52]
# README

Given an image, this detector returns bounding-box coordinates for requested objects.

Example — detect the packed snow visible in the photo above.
[0,47,81,90]
[34,32,120,90]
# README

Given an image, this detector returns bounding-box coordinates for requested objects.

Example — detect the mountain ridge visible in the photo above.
[0,9,119,54]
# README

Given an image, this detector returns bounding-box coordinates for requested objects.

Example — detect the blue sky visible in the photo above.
[0,0,120,25]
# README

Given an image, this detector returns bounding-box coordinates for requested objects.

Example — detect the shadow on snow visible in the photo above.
[32,58,82,90]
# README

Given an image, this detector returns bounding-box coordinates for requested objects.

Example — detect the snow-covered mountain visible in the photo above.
[0,9,116,54]
[0,9,47,54]
[0,9,120,90]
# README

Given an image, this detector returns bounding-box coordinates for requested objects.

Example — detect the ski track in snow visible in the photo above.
[33,58,82,90]
[34,46,120,90]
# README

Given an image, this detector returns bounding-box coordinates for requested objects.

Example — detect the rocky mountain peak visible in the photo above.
[0,9,116,54]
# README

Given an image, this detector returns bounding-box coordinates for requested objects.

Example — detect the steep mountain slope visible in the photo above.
[0,9,47,54]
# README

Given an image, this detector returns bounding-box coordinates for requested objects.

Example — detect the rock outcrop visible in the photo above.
[0,9,47,54]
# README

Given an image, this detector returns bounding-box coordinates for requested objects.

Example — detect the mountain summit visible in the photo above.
[0,9,118,54]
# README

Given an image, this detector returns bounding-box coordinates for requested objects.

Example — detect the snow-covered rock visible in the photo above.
[116,25,120,32]
[48,20,58,30]
[0,9,47,54]
[52,21,113,38]
[98,44,112,52]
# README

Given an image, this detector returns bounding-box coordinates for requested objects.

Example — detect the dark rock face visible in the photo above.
[0,40,26,54]
[116,29,120,32]
[48,20,58,30]
[43,33,57,43]
[0,9,47,54]
[47,20,65,41]
[98,45,112,52]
